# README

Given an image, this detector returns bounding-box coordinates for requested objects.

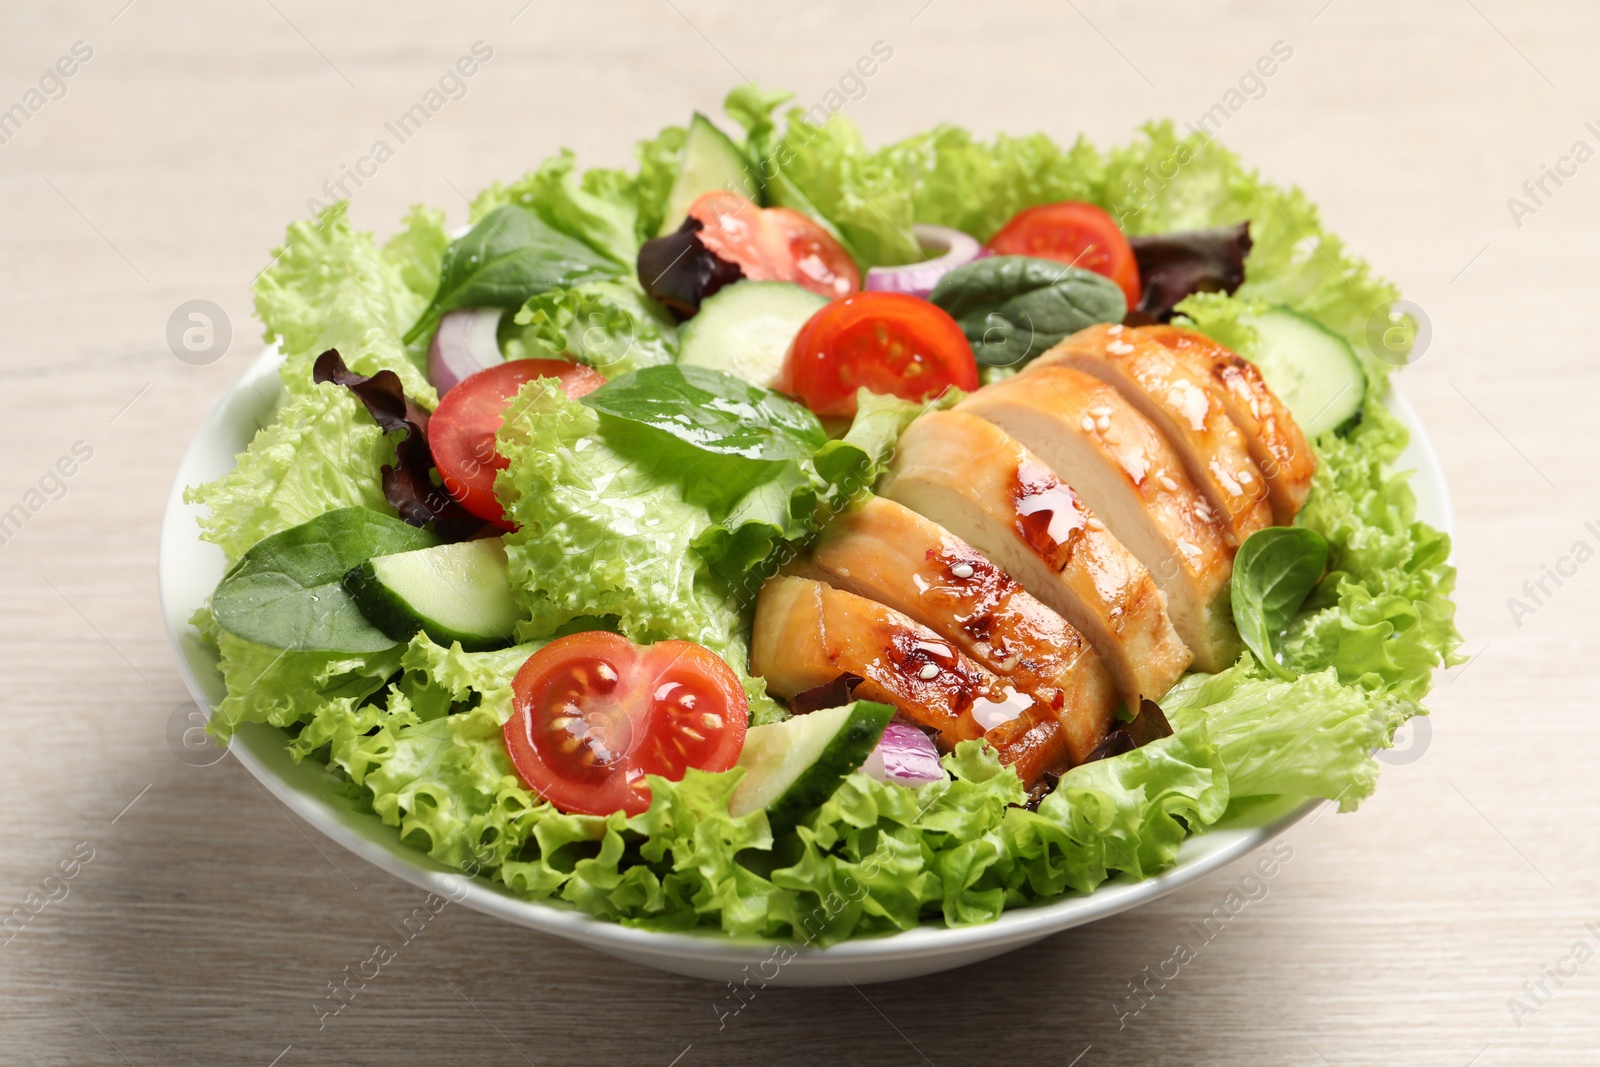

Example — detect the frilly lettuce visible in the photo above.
[187,202,448,565]
[255,201,439,403]
[504,279,677,377]
[1286,401,1462,706]
[470,122,687,264]
[492,376,784,722]
[1162,662,1382,811]
[1004,720,1228,895]
[184,382,396,564]
[194,607,402,741]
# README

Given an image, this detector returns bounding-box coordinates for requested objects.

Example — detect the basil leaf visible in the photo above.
[928,256,1126,367]
[1231,526,1328,679]
[581,364,827,461]
[213,508,439,652]
[403,205,621,343]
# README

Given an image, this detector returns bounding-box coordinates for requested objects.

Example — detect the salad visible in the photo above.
[186,87,1460,945]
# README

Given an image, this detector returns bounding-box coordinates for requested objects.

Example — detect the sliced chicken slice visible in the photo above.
[1027,323,1272,545]
[1138,324,1316,525]
[878,410,1190,706]
[750,576,1072,783]
[801,495,1118,765]
[959,367,1240,672]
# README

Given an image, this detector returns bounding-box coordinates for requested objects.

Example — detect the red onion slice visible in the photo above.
[863,224,986,299]
[427,307,505,395]
[862,722,945,787]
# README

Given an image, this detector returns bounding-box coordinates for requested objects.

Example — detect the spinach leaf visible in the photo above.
[403,205,621,343]
[928,255,1127,367]
[1231,526,1328,679]
[581,364,827,461]
[212,507,439,652]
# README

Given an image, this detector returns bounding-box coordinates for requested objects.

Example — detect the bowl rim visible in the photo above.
[161,344,1452,966]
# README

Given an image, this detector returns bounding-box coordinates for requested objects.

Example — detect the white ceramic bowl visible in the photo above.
[160,346,1453,986]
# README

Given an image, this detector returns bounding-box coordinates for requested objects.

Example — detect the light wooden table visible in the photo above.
[1,1,1591,1063]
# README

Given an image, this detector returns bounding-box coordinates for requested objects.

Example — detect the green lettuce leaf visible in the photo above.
[1286,401,1462,705]
[493,378,743,653]
[1162,661,1382,811]
[632,123,688,243]
[505,280,677,376]
[492,377,782,722]
[1004,720,1228,895]
[1148,378,1459,807]
[195,607,403,741]
[383,203,451,308]
[774,112,919,269]
[254,201,437,403]
[814,388,959,497]
[695,388,947,590]
[875,126,1103,245]
[691,461,818,588]
[184,382,395,563]
[472,124,687,266]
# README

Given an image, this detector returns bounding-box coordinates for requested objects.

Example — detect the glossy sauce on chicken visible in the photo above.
[1011,459,1087,571]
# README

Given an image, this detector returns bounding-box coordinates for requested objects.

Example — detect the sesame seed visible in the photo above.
[1177,539,1200,557]
[1081,416,1095,433]
[1091,406,1112,417]
[1238,470,1254,484]
[951,562,974,579]
[1158,474,1179,491]
[998,656,1019,672]
[1087,517,1105,531]
[918,663,940,681]
[1108,341,1134,355]
[1096,415,1111,431]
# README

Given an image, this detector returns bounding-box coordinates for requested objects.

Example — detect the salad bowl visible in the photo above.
[161,343,1451,986]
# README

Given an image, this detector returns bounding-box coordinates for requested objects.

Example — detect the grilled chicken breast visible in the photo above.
[1028,323,1272,545]
[878,410,1190,706]
[1138,324,1316,525]
[803,494,1118,764]
[959,367,1240,672]
[750,575,1072,783]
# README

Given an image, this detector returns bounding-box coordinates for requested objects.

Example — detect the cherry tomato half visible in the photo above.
[987,201,1142,308]
[503,632,749,816]
[687,192,859,300]
[777,291,979,418]
[428,359,604,527]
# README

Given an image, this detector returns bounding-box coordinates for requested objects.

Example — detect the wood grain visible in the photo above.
[1,1,1593,1063]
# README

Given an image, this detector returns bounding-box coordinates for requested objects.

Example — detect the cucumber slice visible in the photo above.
[678,281,828,387]
[1249,306,1366,436]
[728,701,894,828]
[344,537,518,652]
[657,112,757,236]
